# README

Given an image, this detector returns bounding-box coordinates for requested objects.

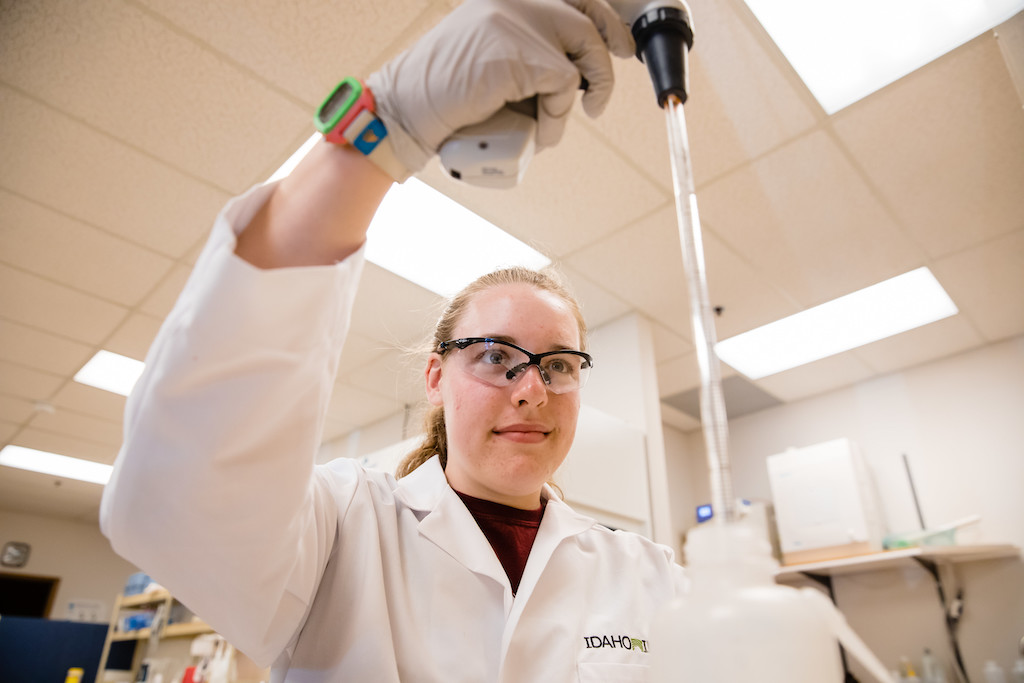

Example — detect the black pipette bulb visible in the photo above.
[632,5,694,108]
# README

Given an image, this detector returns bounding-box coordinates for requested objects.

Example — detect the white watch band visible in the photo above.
[341,109,411,183]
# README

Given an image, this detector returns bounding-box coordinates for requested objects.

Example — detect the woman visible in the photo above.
[101,1,685,680]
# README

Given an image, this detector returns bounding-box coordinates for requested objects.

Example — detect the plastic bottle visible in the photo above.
[921,648,946,683]
[649,519,895,682]
[986,661,1008,683]
[901,656,920,681]
[1012,657,1024,683]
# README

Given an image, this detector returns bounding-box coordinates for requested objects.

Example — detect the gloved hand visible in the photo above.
[367,0,634,175]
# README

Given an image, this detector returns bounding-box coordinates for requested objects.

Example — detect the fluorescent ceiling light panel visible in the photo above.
[74,350,145,397]
[365,179,550,297]
[743,0,1024,113]
[716,267,958,379]
[267,141,551,297]
[0,445,113,485]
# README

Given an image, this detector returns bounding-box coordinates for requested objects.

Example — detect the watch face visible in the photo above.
[317,80,358,128]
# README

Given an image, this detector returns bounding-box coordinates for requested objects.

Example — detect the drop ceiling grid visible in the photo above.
[0,396,37,426]
[851,315,985,377]
[0,361,64,402]
[131,0,445,106]
[415,118,673,259]
[0,0,312,195]
[347,263,443,349]
[0,263,129,346]
[679,0,822,186]
[16,426,119,465]
[754,350,876,403]
[700,228,803,340]
[28,409,123,449]
[50,383,127,425]
[930,229,1024,342]
[564,204,694,341]
[830,30,1024,260]
[325,385,407,434]
[0,468,103,520]
[695,128,924,308]
[0,320,94,378]
[0,189,176,308]
[345,348,426,407]
[554,264,635,333]
[0,85,232,259]
[105,313,165,362]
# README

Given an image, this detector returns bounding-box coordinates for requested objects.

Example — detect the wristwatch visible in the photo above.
[315,77,410,182]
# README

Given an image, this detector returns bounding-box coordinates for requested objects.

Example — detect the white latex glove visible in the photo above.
[368,0,635,175]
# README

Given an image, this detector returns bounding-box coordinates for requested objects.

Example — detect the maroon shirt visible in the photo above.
[455,491,546,595]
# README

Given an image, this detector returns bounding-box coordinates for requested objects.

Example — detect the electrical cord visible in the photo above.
[913,557,970,683]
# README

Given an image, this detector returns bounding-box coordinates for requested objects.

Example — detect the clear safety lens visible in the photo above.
[441,338,592,394]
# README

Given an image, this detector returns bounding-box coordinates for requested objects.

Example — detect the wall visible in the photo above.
[0,510,140,623]
[671,336,1024,679]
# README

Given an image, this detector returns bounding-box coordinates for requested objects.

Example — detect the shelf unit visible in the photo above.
[96,589,214,682]
[774,544,1020,681]
[774,543,1020,582]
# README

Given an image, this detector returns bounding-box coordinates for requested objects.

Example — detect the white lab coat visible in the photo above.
[101,182,687,682]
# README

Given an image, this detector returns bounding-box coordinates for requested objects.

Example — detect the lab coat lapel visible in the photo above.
[499,487,594,662]
[395,457,509,589]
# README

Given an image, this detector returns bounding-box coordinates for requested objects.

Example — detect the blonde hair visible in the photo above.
[395,266,587,479]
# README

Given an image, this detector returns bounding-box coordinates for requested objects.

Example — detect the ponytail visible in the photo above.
[395,404,447,478]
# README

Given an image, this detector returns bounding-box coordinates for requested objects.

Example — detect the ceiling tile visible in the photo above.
[931,229,1024,342]
[0,467,104,520]
[0,420,18,444]
[0,395,37,426]
[321,416,353,445]
[28,408,123,449]
[50,382,127,424]
[348,263,442,348]
[139,265,194,319]
[325,385,404,431]
[105,313,164,362]
[0,360,64,401]
[0,189,174,307]
[702,229,801,339]
[0,86,230,258]
[566,205,692,339]
[337,330,394,379]
[0,263,127,345]
[586,0,820,192]
[832,32,1024,259]
[14,428,119,464]
[698,129,924,306]
[671,0,820,184]
[0,0,310,193]
[134,0,439,105]
[0,319,93,376]
[996,11,1024,103]
[753,352,875,402]
[415,121,671,258]
[660,402,701,433]
[650,321,692,365]
[657,350,738,398]
[852,315,985,376]
[557,265,634,334]
[345,348,425,407]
